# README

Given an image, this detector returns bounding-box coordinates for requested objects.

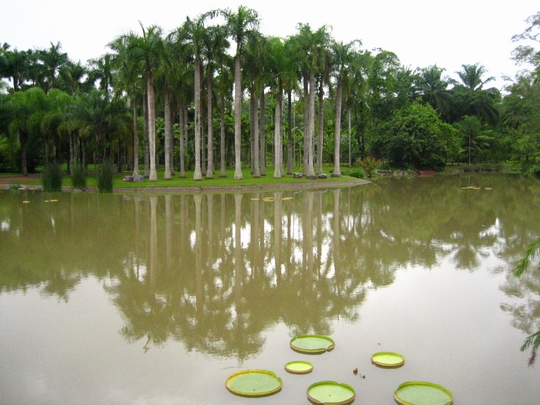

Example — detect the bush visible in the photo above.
[348,169,364,178]
[71,164,87,189]
[97,163,114,193]
[41,163,63,192]
[371,102,459,171]
[357,156,382,178]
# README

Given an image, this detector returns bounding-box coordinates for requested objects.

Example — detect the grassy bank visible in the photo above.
[1,167,365,190]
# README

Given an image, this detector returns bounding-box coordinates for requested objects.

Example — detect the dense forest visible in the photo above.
[0,7,539,180]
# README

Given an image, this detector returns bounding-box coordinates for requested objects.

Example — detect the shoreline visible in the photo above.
[0,177,371,194]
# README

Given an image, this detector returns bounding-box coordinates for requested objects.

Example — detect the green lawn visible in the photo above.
[2,167,364,189]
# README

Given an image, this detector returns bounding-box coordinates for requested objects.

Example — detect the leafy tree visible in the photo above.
[372,101,459,170]
[511,11,540,72]
[505,11,540,173]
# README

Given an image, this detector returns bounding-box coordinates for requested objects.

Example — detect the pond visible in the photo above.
[0,173,539,405]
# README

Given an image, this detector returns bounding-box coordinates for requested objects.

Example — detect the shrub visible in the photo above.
[71,164,87,190]
[348,169,365,179]
[41,163,63,192]
[357,156,382,178]
[97,163,114,193]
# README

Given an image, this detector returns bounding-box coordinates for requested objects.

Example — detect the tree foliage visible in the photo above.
[372,101,459,170]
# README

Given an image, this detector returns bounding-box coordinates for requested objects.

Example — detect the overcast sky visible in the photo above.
[1,0,537,89]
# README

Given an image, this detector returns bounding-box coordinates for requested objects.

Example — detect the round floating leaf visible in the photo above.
[225,369,282,397]
[371,352,405,368]
[290,335,335,354]
[307,381,356,405]
[284,360,313,374]
[394,381,453,405]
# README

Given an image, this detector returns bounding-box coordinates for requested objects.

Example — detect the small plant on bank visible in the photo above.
[97,163,114,193]
[357,156,382,178]
[41,163,63,192]
[71,164,87,190]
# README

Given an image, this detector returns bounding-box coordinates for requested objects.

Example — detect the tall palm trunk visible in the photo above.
[273,86,283,178]
[233,54,243,179]
[206,70,214,178]
[259,91,266,176]
[143,91,150,177]
[303,74,309,176]
[317,82,324,175]
[348,109,352,168]
[306,71,316,178]
[286,90,293,175]
[164,82,172,180]
[251,91,260,178]
[147,73,158,181]
[194,56,203,180]
[132,95,139,176]
[219,92,227,177]
[332,76,343,177]
[21,134,28,176]
[178,100,185,177]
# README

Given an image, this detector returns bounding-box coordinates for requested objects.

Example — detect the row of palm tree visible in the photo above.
[1,6,521,179]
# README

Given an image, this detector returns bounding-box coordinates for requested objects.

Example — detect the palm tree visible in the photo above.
[173,15,215,181]
[109,35,145,177]
[223,5,260,180]
[4,87,47,175]
[294,23,331,179]
[454,115,493,165]
[87,54,115,96]
[40,89,72,166]
[202,23,230,179]
[57,61,89,96]
[155,38,176,180]
[0,47,34,91]
[416,65,453,122]
[330,40,361,177]
[215,55,234,177]
[267,37,286,178]
[39,42,69,92]
[452,63,501,125]
[64,89,128,165]
[166,27,194,179]
[244,32,271,178]
[122,23,164,182]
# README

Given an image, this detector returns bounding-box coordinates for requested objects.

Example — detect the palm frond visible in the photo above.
[514,239,540,276]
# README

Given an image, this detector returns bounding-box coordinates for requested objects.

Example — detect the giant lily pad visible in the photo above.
[307,381,355,405]
[394,381,453,405]
[225,369,282,397]
[371,351,405,368]
[290,335,335,354]
[284,360,313,374]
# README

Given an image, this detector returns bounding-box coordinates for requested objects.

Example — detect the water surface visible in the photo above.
[1,174,539,405]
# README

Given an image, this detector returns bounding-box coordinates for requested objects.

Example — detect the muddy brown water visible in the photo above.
[1,173,539,405]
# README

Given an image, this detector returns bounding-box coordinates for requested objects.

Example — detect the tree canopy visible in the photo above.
[1,9,539,177]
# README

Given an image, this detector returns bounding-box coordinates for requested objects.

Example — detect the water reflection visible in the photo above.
[1,175,540,364]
